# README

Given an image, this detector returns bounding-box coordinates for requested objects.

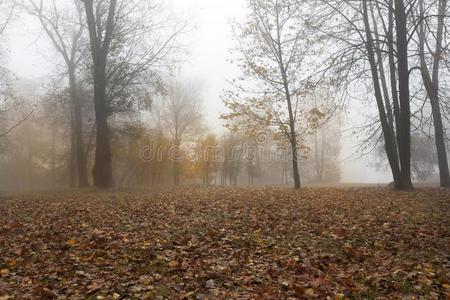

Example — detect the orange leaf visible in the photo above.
[0,268,10,275]
[168,260,179,268]
[67,239,77,246]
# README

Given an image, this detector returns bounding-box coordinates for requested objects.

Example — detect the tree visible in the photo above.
[197,134,220,185]
[152,78,203,186]
[23,0,89,187]
[307,115,342,184]
[314,0,414,189]
[374,134,440,182]
[0,0,15,35]
[223,0,320,189]
[82,0,117,188]
[82,0,186,188]
[416,0,450,187]
[219,132,244,186]
[0,0,32,139]
[393,0,413,190]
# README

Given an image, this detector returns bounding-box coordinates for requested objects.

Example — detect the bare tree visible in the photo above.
[0,0,32,139]
[23,0,89,187]
[153,78,203,185]
[82,0,117,188]
[82,0,187,188]
[313,0,414,189]
[0,0,15,35]
[415,0,450,187]
[222,0,320,189]
[220,133,244,186]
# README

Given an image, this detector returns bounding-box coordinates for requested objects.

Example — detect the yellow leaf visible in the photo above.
[335,293,345,300]
[67,239,77,246]
[0,268,10,275]
[168,260,179,268]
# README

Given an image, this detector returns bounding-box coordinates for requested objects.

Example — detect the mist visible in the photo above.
[3,0,442,190]
[1,1,450,299]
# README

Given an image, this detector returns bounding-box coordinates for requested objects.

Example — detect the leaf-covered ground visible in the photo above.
[0,187,449,300]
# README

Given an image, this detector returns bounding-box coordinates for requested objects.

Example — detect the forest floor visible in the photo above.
[0,187,449,300]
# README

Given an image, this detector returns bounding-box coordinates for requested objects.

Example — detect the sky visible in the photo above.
[4,0,391,184]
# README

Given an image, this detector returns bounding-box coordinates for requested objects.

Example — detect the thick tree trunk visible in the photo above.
[92,64,113,188]
[83,0,117,188]
[394,0,413,190]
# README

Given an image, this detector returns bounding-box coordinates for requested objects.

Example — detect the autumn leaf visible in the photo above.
[67,239,77,246]
[0,188,448,298]
[335,293,345,300]
[168,260,179,268]
[0,268,10,276]
[304,288,318,298]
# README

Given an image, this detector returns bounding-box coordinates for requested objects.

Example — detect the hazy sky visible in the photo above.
[4,0,391,183]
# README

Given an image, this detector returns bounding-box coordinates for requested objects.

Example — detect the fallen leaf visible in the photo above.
[0,268,10,275]
[169,260,179,268]
[304,288,318,298]
[67,239,77,246]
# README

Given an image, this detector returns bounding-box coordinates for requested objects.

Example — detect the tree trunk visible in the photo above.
[282,67,301,189]
[92,64,113,188]
[394,0,413,190]
[173,143,181,185]
[70,111,77,188]
[83,0,117,188]
[362,0,401,186]
[370,2,397,142]
[386,0,402,140]
[51,117,56,188]
[69,70,89,187]
[418,0,450,187]
[274,7,301,189]
[429,92,450,187]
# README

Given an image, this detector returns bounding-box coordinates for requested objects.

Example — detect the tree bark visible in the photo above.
[418,0,450,187]
[279,49,301,189]
[362,0,401,186]
[394,0,413,190]
[92,66,113,188]
[69,70,89,187]
[83,0,117,188]
[70,110,77,188]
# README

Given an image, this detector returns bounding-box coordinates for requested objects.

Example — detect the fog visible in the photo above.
[1,0,448,191]
[2,2,450,298]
